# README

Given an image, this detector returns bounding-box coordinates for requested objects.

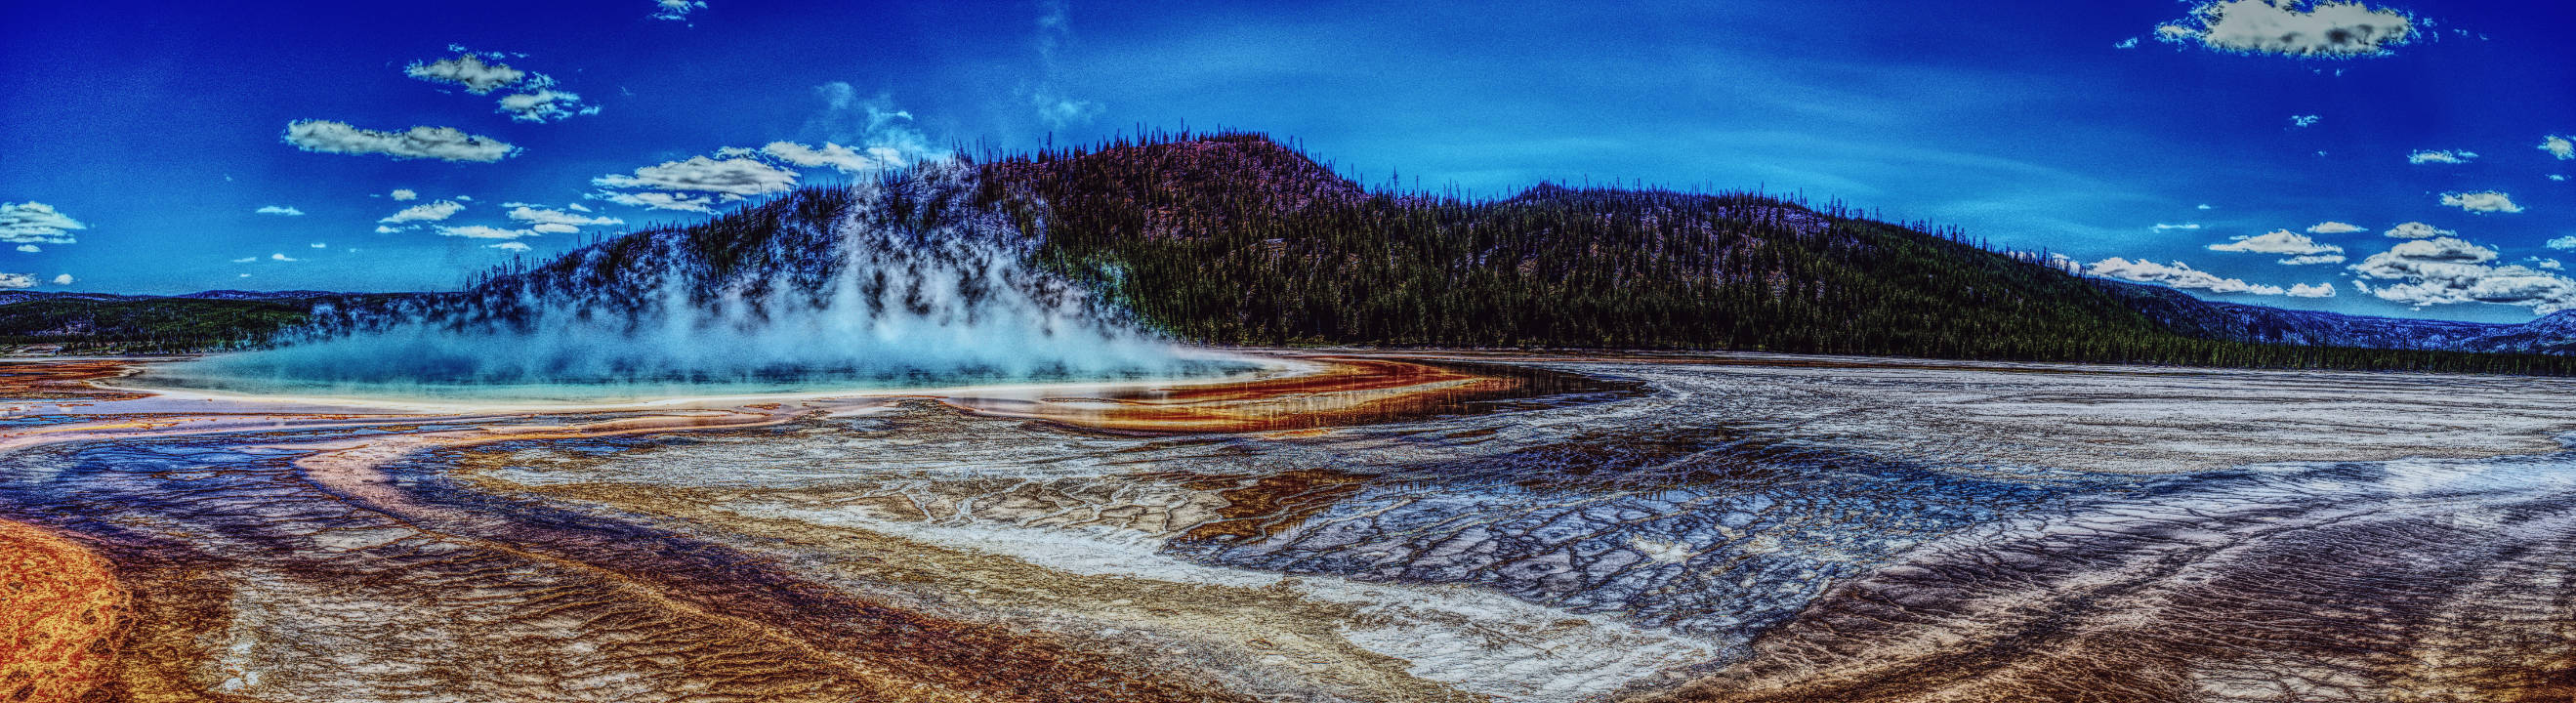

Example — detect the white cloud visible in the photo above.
[311,242,327,248]
[2555,175,2569,182]
[374,226,402,234]
[405,54,526,94]
[2196,203,2215,210]
[2286,282,2337,298]
[2348,236,2576,312]
[437,225,537,239]
[0,202,86,244]
[230,257,257,264]
[2115,37,2140,49]
[15,245,36,253]
[589,190,718,213]
[379,200,465,224]
[2152,223,2203,231]
[2548,236,2576,251]
[0,273,32,289]
[2086,257,2302,296]
[2441,190,2523,214]
[2383,221,2452,239]
[255,205,304,216]
[2406,149,2476,164]
[488,241,532,252]
[496,78,598,124]
[591,155,799,211]
[455,195,474,201]
[2208,229,2344,256]
[50,274,70,286]
[761,141,909,174]
[2279,254,2347,265]
[653,0,705,21]
[391,188,419,201]
[283,120,519,162]
[2289,114,2321,127]
[2306,221,2365,234]
[508,206,624,229]
[2155,0,2417,58]
[270,253,297,262]
[566,202,593,212]
[1032,93,1104,129]
[2543,135,2576,160]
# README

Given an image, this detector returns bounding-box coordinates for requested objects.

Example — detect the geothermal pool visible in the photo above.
[6,352,2576,702]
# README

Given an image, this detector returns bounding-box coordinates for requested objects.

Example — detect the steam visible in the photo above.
[144,163,1244,400]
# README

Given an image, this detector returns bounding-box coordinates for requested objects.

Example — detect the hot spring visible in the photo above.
[126,165,1260,403]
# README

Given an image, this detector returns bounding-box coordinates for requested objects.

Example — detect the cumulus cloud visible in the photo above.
[404,54,526,94]
[2441,190,2523,214]
[595,156,798,196]
[282,120,518,162]
[2280,254,2347,265]
[2306,221,2365,234]
[2208,229,2345,256]
[2348,236,2576,312]
[2155,0,2416,58]
[589,190,720,213]
[0,273,32,289]
[15,245,37,253]
[591,155,799,211]
[2544,135,2576,160]
[437,225,536,239]
[379,200,465,224]
[2289,114,2322,127]
[2087,257,2305,296]
[255,205,304,216]
[50,274,70,286]
[653,0,705,21]
[508,206,624,234]
[2548,236,2576,251]
[269,253,297,262]
[495,73,600,124]
[2407,149,2476,164]
[488,241,532,252]
[1,202,87,244]
[2286,282,2337,298]
[391,188,419,201]
[2384,222,2453,239]
[759,141,913,174]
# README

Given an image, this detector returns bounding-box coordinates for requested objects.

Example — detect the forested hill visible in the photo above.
[977,131,2576,374]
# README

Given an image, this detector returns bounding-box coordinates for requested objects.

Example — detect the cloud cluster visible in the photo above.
[2155,0,2417,58]
[404,54,525,94]
[507,206,625,234]
[2440,190,2523,214]
[256,205,304,216]
[379,200,465,225]
[404,50,597,124]
[1,202,87,244]
[438,225,537,239]
[391,188,419,201]
[2407,149,2476,164]
[2350,236,2576,312]
[0,273,33,289]
[2544,135,2575,160]
[283,120,519,162]
[591,155,800,213]
[2087,257,2321,297]
[2384,221,2452,239]
[2208,229,2345,256]
[2290,114,2321,128]
[2306,221,2365,234]
[653,0,705,21]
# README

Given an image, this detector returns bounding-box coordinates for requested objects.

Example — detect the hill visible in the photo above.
[0,292,426,353]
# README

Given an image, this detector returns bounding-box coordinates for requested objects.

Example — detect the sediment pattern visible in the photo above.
[5,353,2576,702]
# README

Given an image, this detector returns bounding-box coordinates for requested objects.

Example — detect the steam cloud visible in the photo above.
[145,164,1243,400]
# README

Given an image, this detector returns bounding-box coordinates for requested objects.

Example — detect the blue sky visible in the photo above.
[4,1,2572,321]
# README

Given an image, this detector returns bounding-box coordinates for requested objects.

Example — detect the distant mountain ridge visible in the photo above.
[2094,279,2576,355]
